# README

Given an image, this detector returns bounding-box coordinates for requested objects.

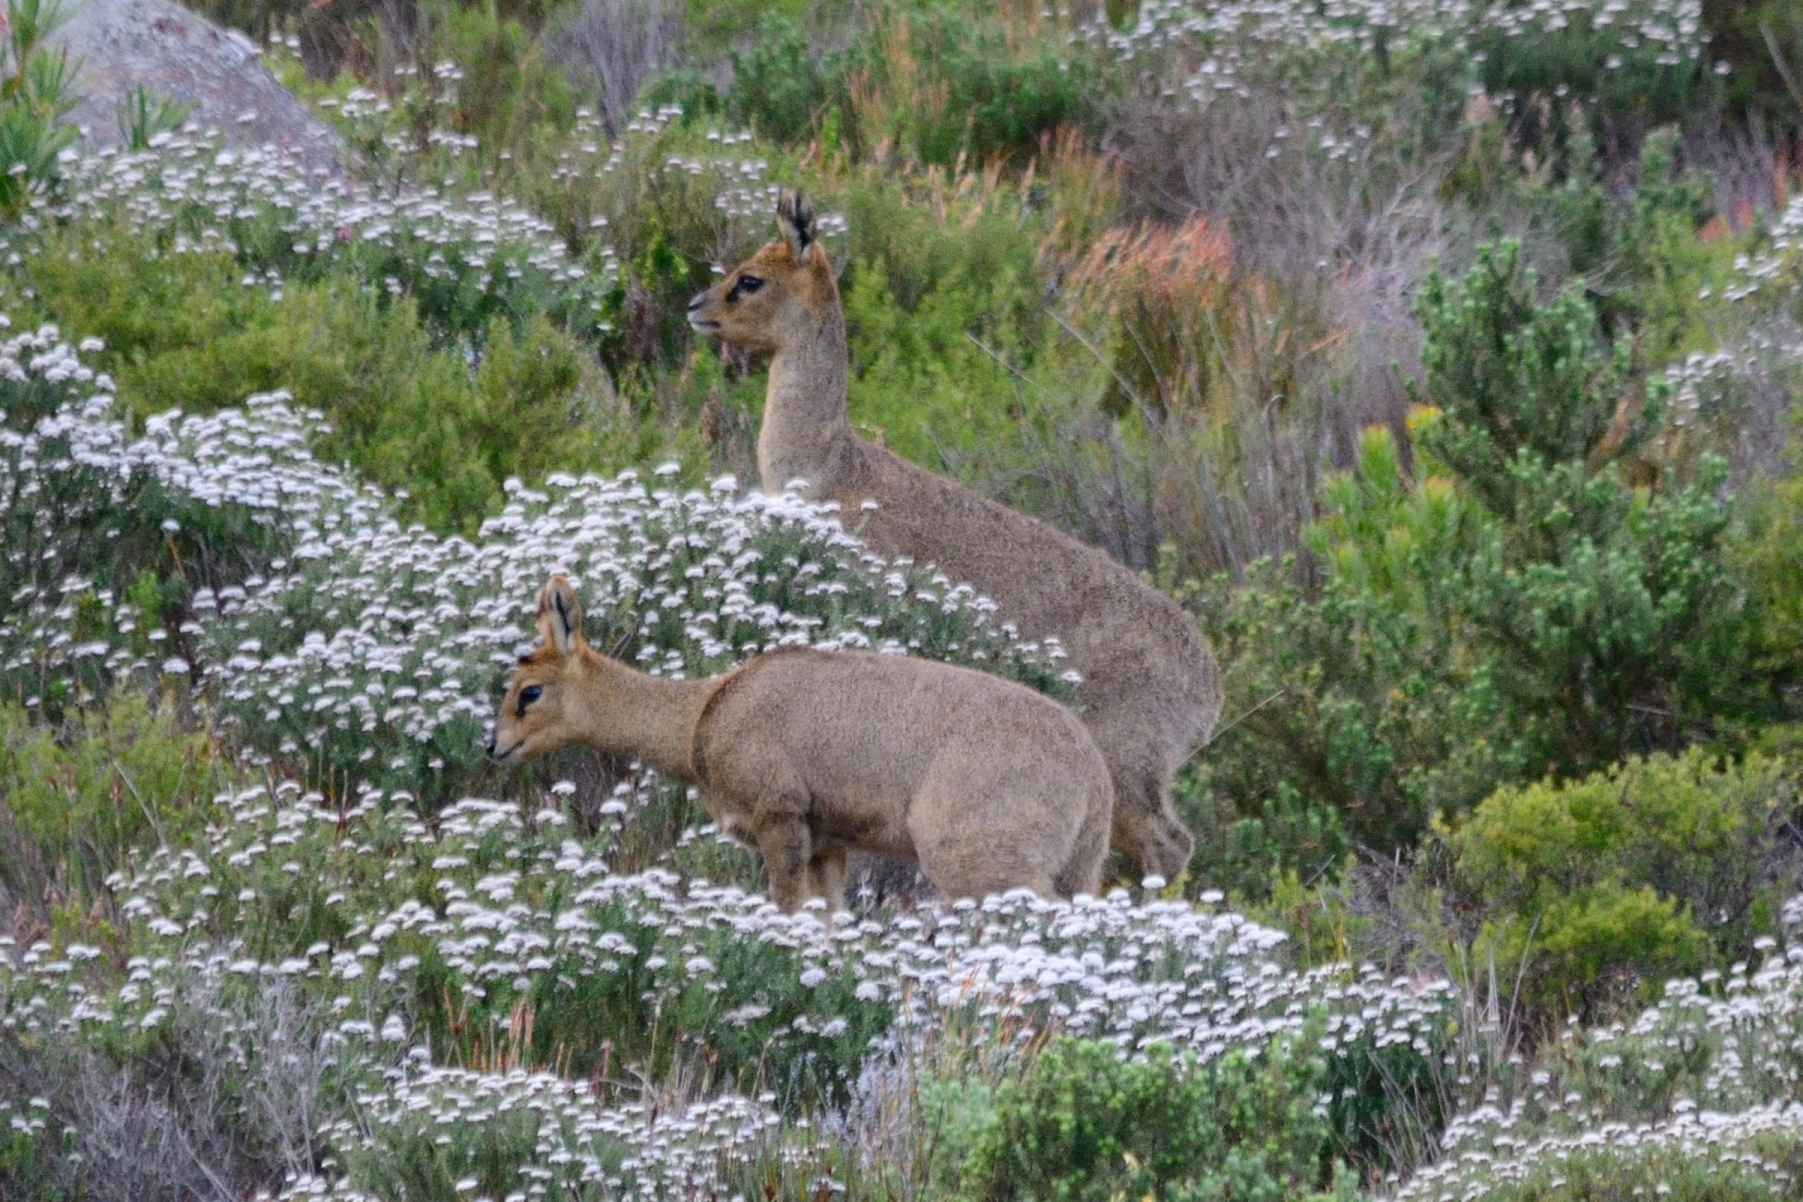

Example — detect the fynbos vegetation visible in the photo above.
[1,0,1802,1199]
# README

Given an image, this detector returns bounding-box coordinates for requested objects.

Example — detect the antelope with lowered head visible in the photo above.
[487,575,1112,910]
[686,191,1223,883]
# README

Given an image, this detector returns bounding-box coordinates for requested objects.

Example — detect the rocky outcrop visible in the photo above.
[51,0,342,170]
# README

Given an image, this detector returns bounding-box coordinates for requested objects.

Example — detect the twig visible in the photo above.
[114,763,166,849]
[1184,687,1287,765]
[964,332,1062,405]
[1761,22,1803,114]
[1047,308,1153,415]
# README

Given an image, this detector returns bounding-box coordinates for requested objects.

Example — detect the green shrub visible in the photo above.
[1189,242,1753,876]
[5,221,609,534]
[0,0,78,218]
[959,1032,1351,1202]
[838,174,1047,466]
[1733,478,1803,715]
[0,693,225,939]
[1538,125,1735,364]
[712,2,1101,167]
[1447,748,1800,1020]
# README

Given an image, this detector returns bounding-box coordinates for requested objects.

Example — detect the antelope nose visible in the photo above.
[483,734,496,757]
[687,291,708,311]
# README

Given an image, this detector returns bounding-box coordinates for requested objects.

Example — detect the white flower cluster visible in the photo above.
[0,772,1460,1196]
[9,135,617,337]
[1399,937,1803,1198]
[1723,193,1803,308]
[1400,1102,1803,1199]
[285,1071,782,1200]
[1086,0,1704,103]
[1655,193,1803,471]
[0,310,1061,786]
[200,458,1065,794]
[0,321,370,703]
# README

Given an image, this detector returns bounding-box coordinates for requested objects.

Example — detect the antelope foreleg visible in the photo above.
[755,816,814,913]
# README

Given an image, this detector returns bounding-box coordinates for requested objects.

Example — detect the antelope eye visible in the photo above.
[735,274,764,294]
[517,685,543,714]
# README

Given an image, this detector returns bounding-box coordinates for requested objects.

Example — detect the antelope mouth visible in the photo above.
[687,315,721,333]
[487,739,523,762]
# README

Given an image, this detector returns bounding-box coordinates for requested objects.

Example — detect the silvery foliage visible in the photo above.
[1660,192,1803,478]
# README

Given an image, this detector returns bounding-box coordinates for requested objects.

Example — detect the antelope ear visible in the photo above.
[537,575,585,655]
[777,188,816,261]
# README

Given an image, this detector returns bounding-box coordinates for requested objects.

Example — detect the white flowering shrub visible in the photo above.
[1089,0,1705,99]
[0,315,1069,810]
[321,1071,784,1201]
[1655,194,1803,478]
[1394,924,1803,1199]
[0,759,1465,1196]
[6,135,619,349]
[199,462,1074,805]
[0,323,345,715]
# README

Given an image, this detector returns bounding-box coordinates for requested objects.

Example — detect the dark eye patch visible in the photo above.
[729,274,764,300]
[517,684,543,716]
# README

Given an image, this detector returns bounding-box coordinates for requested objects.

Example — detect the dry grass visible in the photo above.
[549,0,687,137]
[0,973,327,1201]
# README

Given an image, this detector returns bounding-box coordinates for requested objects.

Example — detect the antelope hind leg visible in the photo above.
[807,844,849,914]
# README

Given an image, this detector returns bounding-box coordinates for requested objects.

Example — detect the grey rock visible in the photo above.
[50,0,343,171]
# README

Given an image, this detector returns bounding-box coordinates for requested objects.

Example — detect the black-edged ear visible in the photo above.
[537,575,585,655]
[777,188,816,261]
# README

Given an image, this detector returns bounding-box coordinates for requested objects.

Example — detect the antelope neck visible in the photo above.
[575,652,718,781]
[760,303,854,490]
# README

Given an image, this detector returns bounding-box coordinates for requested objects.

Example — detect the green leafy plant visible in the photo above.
[114,84,195,151]
[959,1030,1352,1202]
[0,0,79,217]
[1190,241,1751,877]
[1447,748,1801,1022]
[0,692,226,942]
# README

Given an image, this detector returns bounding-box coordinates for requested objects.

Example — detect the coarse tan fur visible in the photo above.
[487,576,1112,911]
[687,192,1224,881]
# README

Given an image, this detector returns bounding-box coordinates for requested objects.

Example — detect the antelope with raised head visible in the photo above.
[488,576,1113,910]
[686,192,1223,883]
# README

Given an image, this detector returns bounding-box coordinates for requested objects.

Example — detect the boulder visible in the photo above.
[50,0,343,170]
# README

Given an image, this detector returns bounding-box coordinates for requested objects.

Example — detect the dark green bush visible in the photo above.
[959,1033,1351,1202]
[1189,242,1750,873]
[715,2,1101,167]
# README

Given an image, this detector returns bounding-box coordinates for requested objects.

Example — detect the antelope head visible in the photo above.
[487,575,597,763]
[687,189,835,352]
